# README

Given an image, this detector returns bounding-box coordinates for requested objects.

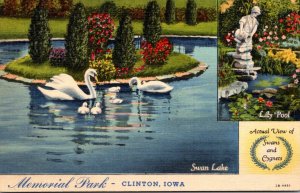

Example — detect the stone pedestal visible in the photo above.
[227,41,259,81]
[218,81,248,99]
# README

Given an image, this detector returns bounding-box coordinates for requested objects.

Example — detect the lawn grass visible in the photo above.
[0,17,217,39]
[74,0,216,8]
[0,17,68,39]
[5,56,67,79]
[5,53,199,81]
[0,0,216,7]
[134,52,199,77]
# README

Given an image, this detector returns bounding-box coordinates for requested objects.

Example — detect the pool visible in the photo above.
[0,38,239,174]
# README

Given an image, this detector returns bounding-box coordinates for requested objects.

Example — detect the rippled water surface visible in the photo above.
[0,38,238,173]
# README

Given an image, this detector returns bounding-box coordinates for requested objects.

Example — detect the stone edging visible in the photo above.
[0,35,217,43]
[0,62,208,85]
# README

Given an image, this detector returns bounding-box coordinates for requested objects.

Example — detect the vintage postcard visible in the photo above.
[0,0,299,192]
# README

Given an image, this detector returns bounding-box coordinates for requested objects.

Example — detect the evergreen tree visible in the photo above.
[185,0,197,25]
[143,0,162,46]
[113,13,136,69]
[28,4,52,63]
[65,3,89,70]
[165,0,176,24]
[99,1,118,18]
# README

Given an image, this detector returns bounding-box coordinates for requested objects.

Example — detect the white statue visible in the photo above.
[235,6,261,45]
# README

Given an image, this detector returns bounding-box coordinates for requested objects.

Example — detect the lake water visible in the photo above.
[0,38,238,174]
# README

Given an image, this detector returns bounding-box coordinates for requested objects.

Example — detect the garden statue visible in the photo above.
[232,6,261,80]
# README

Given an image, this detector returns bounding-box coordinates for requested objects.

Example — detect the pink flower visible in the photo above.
[295,79,299,84]
[274,26,278,29]
[267,36,271,40]
[274,36,279,40]
[282,35,286,40]
[292,74,297,78]
[296,69,300,73]
[259,38,263,42]
[257,45,262,50]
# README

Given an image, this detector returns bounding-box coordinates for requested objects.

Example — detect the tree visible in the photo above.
[21,0,37,16]
[65,3,89,70]
[39,0,61,17]
[99,1,118,18]
[59,0,73,17]
[219,0,253,44]
[3,0,20,16]
[165,0,176,24]
[113,13,136,69]
[28,4,52,63]
[143,0,162,46]
[186,0,197,25]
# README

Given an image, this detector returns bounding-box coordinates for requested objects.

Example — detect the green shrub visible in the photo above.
[99,1,118,18]
[218,62,237,87]
[143,0,162,46]
[65,3,89,70]
[89,53,116,81]
[257,0,298,33]
[113,13,136,69]
[256,49,297,75]
[185,0,197,25]
[219,0,253,44]
[165,0,176,24]
[28,5,52,64]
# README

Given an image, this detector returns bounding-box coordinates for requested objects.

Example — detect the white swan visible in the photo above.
[107,86,121,93]
[129,77,173,94]
[91,102,102,115]
[78,102,90,114]
[109,94,123,104]
[38,69,98,100]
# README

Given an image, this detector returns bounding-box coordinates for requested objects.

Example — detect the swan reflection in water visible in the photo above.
[28,84,172,163]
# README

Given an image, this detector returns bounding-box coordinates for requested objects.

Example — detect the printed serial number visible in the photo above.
[275,184,291,188]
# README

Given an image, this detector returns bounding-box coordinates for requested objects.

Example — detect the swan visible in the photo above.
[38,69,98,100]
[91,102,102,115]
[129,77,173,93]
[108,94,123,104]
[107,86,121,93]
[78,102,90,114]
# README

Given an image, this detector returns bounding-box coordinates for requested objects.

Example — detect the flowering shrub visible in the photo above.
[49,48,66,66]
[89,52,116,81]
[254,12,299,49]
[255,25,283,48]
[115,67,130,78]
[291,69,300,87]
[279,12,300,36]
[268,49,300,68]
[224,31,235,46]
[88,13,115,59]
[141,38,172,65]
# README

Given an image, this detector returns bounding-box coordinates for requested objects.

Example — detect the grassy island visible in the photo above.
[5,53,199,81]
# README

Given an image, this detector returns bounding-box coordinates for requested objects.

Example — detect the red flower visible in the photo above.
[266,101,273,108]
[258,97,265,103]
[279,19,284,23]
[91,52,95,61]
